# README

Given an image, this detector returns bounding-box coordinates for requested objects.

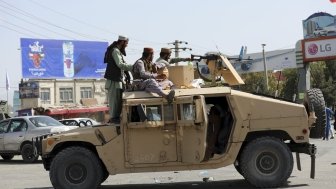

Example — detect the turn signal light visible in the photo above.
[47,138,55,146]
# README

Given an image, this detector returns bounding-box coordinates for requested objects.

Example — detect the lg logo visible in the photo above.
[308,43,332,55]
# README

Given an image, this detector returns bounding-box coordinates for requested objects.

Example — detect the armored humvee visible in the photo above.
[35,55,317,189]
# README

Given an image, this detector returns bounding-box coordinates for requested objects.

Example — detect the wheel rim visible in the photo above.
[256,152,279,175]
[65,163,87,184]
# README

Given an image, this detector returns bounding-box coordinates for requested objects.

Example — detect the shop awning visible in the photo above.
[45,106,109,115]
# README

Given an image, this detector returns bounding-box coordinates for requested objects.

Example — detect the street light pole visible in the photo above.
[262,44,268,91]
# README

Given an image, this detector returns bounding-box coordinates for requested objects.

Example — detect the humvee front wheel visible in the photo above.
[240,137,293,188]
[50,146,103,189]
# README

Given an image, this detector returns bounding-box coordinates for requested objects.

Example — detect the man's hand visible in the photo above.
[156,74,167,80]
[152,64,158,73]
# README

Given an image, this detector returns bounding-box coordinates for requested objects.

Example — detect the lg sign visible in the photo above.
[303,38,336,62]
[307,43,331,55]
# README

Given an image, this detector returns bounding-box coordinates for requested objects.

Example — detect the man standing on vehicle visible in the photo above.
[104,35,133,124]
[132,47,175,104]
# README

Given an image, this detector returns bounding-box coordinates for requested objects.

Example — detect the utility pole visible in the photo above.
[168,40,192,58]
[262,44,269,91]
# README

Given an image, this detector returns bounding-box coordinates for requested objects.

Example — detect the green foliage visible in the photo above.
[314,60,336,107]
[237,61,336,106]
[280,68,298,101]
[239,72,278,95]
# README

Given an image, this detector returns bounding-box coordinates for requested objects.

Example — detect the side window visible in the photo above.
[128,104,165,122]
[128,106,141,122]
[146,105,162,121]
[177,103,195,121]
[0,121,9,133]
[8,120,27,133]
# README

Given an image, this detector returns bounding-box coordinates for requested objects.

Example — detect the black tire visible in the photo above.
[21,143,39,163]
[240,137,293,188]
[1,154,14,161]
[304,88,326,138]
[101,169,109,184]
[50,146,103,189]
[234,160,243,177]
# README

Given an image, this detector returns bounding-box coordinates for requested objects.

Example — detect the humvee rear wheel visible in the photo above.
[50,146,103,189]
[240,137,293,188]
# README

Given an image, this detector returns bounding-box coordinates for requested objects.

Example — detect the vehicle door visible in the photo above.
[0,120,9,151]
[124,97,178,166]
[175,95,208,163]
[124,95,208,165]
[4,119,28,151]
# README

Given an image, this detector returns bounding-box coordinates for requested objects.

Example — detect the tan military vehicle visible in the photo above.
[35,54,317,189]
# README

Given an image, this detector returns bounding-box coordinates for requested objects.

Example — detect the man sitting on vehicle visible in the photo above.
[132,47,175,104]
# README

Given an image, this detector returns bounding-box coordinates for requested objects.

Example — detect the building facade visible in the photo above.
[19,79,108,121]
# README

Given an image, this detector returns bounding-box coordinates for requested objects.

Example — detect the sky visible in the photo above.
[0,0,335,105]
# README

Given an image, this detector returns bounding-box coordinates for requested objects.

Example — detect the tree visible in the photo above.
[280,68,298,101]
[239,72,277,95]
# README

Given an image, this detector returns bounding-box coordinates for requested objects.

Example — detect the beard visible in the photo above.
[120,44,127,56]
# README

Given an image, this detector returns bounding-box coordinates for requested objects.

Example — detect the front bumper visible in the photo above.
[32,134,53,155]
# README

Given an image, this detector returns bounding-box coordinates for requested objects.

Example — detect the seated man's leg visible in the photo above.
[142,79,175,104]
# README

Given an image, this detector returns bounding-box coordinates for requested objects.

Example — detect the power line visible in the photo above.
[168,40,192,58]
[0,0,106,41]
[0,18,50,38]
[0,24,36,37]
[29,0,117,38]
[26,0,168,45]
[0,7,76,39]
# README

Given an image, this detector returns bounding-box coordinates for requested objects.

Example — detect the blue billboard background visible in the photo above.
[20,38,108,79]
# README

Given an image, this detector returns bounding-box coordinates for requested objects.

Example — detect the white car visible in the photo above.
[0,116,77,163]
[313,28,328,36]
[59,118,100,127]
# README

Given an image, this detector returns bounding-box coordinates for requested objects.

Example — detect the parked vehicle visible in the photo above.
[59,118,100,127]
[0,100,10,121]
[0,116,77,163]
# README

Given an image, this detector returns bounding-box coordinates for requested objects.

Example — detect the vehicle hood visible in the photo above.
[43,125,119,154]
[32,125,78,135]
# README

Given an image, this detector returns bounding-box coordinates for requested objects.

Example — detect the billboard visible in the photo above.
[19,81,39,99]
[20,38,108,79]
[302,12,336,39]
[302,37,336,62]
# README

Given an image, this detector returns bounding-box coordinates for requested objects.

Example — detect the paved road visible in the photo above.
[0,138,335,189]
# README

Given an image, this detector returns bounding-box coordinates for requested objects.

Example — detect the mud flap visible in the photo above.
[289,143,316,179]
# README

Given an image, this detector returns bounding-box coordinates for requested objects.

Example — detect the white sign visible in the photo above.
[303,37,336,61]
